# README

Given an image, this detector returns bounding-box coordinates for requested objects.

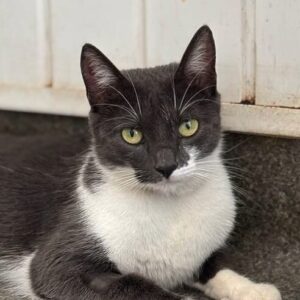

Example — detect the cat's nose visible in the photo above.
[155,148,178,179]
[155,164,177,179]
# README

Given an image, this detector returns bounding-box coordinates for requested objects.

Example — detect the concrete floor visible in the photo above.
[0,111,299,299]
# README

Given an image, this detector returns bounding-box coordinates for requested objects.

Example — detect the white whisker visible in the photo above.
[222,138,251,154]
[180,97,215,114]
[125,71,142,116]
[107,84,138,119]
[170,64,178,109]
[178,55,216,110]
[100,115,137,126]
[92,103,137,120]
[183,84,216,109]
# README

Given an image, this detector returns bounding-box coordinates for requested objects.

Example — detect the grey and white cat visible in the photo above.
[0,25,281,300]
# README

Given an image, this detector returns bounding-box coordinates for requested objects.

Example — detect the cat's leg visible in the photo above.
[88,273,195,300]
[30,251,191,300]
[195,252,282,300]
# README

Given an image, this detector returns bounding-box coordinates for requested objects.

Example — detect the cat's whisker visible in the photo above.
[100,115,137,126]
[222,137,251,154]
[180,84,216,110]
[178,72,199,110]
[172,80,177,110]
[107,84,139,119]
[114,177,138,191]
[191,174,211,184]
[224,166,248,175]
[190,163,248,196]
[180,83,216,112]
[180,97,215,114]
[92,103,137,120]
[169,64,178,109]
[160,103,171,121]
[178,56,216,110]
[110,170,142,191]
[195,161,248,179]
[231,184,249,198]
[221,156,246,162]
[195,160,242,168]
[125,71,142,116]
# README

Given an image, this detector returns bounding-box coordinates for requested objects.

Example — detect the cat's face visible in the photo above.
[81,26,221,194]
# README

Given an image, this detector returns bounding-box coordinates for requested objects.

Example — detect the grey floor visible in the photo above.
[0,111,299,299]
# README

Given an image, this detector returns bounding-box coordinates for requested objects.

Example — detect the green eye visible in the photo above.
[179,119,199,137]
[121,128,143,144]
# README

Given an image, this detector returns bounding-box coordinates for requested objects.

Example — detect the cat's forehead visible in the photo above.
[122,65,179,116]
[125,65,176,93]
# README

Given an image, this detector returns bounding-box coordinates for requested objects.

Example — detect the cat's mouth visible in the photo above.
[137,177,196,197]
[135,166,193,185]
[135,168,198,195]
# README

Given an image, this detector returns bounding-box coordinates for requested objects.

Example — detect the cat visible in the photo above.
[0,25,281,300]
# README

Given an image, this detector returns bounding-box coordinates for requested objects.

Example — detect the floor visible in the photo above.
[0,111,299,299]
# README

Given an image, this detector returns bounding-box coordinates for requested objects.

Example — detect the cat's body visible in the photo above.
[79,145,235,289]
[0,133,234,298]
[0,26,281,300]
[0,135,83,297]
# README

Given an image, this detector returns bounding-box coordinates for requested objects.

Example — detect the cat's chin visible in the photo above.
[138,175,202,197]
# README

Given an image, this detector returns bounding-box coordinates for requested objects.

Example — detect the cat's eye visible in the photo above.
[179,119,199,137]
[121,128,143,144]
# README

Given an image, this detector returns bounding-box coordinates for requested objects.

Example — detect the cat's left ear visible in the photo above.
[80,43,126,106]
[175,25,216,92]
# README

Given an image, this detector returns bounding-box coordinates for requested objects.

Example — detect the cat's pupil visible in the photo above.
[186,122,191,130]
[130,129,135,137]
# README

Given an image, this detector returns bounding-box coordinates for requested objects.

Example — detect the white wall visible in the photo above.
[0,0,299,137]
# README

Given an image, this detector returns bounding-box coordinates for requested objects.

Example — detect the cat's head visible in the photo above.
[81,25,221,195]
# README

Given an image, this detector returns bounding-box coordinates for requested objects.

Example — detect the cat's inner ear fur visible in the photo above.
[175,25,216,90]
[80,43,125,105]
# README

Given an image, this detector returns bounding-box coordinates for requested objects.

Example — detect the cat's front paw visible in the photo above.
[200,269,282,300]
[229,283,282,300]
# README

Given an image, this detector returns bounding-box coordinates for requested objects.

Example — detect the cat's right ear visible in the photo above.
[175,25,216,94]
[81,44,124,106]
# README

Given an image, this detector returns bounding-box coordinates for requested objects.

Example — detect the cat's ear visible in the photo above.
[175,25,216,91]
[81,43,125,105]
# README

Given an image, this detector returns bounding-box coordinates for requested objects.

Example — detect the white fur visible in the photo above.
[195,269,282,300]
[78,146,236,289]
[0,252,38,299]
[87,54,116,87]
[188,43,208,76]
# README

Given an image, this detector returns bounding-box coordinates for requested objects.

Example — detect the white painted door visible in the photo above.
[0,0,51,87]
[256,0,300,108]
[145,0,243,104]
[0,0,299,137]
[51,0,145,89]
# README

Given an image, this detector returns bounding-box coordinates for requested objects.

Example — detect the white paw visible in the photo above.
[231,283,282,300]
[198,269,281,300]
[196,270,282,300]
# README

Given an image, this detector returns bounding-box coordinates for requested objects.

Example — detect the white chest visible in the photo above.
[78,173,235,288]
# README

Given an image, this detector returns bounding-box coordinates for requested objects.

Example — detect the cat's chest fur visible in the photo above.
[78,165,235,289]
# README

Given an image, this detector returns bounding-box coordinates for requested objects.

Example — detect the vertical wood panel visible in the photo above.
[0,0,51,87]
[241,0,256,103]
[145,0,243,103]
[51,0,145,89]
[256,0,300,108]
